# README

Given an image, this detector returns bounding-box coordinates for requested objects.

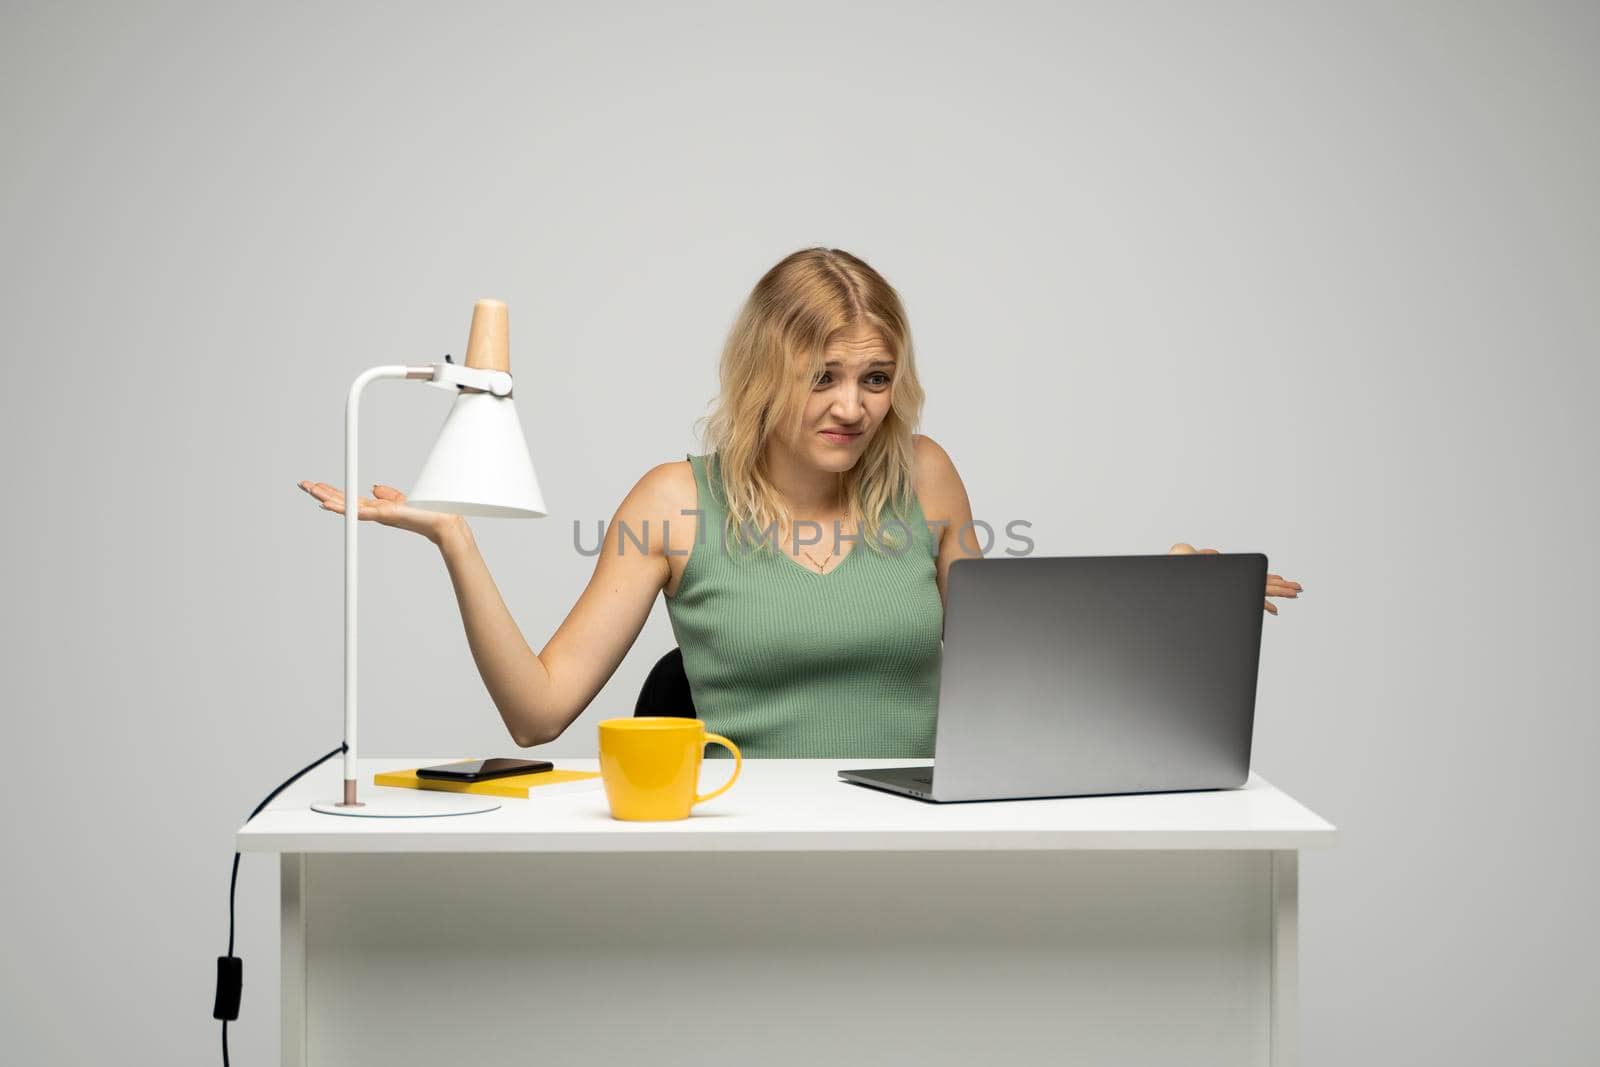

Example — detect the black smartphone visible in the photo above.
[416,758,554,782]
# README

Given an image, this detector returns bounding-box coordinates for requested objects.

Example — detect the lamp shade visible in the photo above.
[407,390,546,517]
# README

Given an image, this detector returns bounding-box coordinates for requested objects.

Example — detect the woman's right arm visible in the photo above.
[435,463,685,746]
[301,464,686,748]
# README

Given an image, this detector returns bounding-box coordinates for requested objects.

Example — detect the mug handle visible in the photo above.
[694,733,742,806]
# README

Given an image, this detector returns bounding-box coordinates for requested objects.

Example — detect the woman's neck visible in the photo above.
[763,440,847,521]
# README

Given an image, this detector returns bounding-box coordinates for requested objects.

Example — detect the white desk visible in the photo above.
[238,758,1336,1066]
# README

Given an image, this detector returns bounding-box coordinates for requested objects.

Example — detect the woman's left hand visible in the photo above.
[1168,542,1302,615]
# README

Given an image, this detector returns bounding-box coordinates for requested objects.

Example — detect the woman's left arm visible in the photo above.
[910,437,1301,616]
[913,434,984,617]
[1168,542,1303,615]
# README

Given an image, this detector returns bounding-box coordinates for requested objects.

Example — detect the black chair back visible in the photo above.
[633,647,698,719]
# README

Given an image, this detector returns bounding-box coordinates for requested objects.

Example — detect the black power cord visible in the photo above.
[216,743,347,1065]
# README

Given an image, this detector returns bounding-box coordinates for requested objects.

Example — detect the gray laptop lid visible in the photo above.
[928,554,1267,802]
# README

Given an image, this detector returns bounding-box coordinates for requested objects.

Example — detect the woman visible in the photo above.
[297,248,1302,757]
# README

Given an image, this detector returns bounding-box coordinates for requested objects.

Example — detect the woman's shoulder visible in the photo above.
[910,434,965,522]
[912,433,954,477]
[609,460,700,570]
[630,458,698,515]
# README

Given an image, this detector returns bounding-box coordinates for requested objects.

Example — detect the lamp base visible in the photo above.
[311,790,500,818]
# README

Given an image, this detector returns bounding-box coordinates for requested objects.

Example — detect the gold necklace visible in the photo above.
[798,505,852,573]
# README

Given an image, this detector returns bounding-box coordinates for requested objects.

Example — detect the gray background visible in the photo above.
[2,1,1595,1063]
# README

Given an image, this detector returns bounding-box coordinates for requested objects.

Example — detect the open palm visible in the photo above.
[297,480,460,544]
[1168,542,1302,615]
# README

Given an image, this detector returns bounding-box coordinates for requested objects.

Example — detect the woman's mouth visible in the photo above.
[819,430,861,445]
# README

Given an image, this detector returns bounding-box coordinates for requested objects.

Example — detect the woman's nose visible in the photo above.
[831,385,863,421]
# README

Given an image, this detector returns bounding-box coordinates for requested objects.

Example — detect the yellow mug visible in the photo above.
[597,717,742,821]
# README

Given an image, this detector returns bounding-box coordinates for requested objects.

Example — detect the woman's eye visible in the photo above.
[813,371,892,389]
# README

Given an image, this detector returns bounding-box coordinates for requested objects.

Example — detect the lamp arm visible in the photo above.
[339,364,437,806]
[429,362,514,396]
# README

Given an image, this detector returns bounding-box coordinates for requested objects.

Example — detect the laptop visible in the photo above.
[838,553,1268,802]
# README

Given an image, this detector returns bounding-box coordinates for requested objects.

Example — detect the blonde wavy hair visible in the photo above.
[694,247,926,556]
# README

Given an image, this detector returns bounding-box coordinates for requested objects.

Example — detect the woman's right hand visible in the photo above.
[297,479,464,545]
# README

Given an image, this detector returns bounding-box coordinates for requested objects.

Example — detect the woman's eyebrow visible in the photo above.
[823,358,897,368]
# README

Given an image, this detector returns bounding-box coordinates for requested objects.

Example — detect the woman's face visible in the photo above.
[784,324,897,473]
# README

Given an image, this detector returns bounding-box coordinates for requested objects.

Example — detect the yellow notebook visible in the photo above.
[375,765,602,799]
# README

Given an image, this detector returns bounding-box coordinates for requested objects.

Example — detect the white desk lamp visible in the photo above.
[311,299,546,818]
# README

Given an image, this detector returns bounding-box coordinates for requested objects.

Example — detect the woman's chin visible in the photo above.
[809,444,862,471]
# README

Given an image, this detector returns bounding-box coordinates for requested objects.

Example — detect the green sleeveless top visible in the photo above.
[663,452,944,758]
